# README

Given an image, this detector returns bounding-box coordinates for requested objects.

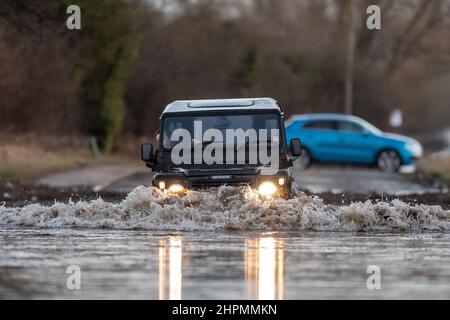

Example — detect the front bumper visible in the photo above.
[152,171,292,197]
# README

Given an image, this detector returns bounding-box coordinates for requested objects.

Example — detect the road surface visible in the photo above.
[2,229,450,299]
[36,164,446,196]
[1,164,448,300]
[292,166,444,195]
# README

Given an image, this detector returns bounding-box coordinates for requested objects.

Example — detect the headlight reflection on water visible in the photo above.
[245,237,284,300]
[158,236,284,300]
[158,236,182,300]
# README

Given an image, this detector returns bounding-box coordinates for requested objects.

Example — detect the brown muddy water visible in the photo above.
[0,186,449,299]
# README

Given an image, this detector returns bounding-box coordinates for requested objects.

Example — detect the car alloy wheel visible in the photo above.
[377,150,401,173]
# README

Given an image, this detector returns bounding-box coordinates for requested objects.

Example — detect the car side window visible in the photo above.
[302,120,336,130]
[337,121,364,133]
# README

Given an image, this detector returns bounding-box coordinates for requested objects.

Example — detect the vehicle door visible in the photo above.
[334,120,375,163]
[299,120,340,161]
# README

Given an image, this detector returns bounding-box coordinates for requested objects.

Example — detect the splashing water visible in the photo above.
[0,186,449,231]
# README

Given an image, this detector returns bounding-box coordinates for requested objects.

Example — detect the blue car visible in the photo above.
[285,113,423,172]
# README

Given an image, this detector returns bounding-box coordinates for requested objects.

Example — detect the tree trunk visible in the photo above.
[344,0,356,115]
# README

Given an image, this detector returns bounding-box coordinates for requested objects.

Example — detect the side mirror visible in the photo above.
[141,143,154,163]
[290,138,302,157]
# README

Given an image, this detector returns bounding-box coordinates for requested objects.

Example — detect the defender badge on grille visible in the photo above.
[211,175,232,180]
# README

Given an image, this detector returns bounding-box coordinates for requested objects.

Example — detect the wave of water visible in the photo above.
[0,186,449,231]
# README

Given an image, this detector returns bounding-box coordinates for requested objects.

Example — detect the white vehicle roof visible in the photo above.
[161,98,281,115]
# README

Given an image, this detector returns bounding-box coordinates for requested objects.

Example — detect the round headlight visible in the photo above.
[168,184,185,194]
[258,181,277,197]
[158,181,166,189]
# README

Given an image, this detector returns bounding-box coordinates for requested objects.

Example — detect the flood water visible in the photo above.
[1,228,450,299]
[0,186,449,299]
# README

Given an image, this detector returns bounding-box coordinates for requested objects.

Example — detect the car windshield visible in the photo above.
[357,118,382,135]
[161,113,280,149]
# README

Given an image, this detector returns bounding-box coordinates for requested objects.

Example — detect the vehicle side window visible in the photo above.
[302,120,336,130]
[337,121,364,133]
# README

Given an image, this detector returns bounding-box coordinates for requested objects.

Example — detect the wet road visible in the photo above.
[100,166,445,195]
[36,163,446,195]
[2,165,446,300]
[1,228,449,299]
[292,166,444,195]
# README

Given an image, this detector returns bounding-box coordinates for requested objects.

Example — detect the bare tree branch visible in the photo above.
[388,0,437,73]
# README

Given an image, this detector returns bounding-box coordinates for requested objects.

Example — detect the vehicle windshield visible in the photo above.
[161,113,280,149]
[357,118,383,135]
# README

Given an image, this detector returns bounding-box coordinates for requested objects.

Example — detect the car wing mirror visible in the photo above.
[290,138,302,157]
[141,143,154,164]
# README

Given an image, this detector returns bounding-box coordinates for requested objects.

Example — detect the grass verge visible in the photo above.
[0,134,139,181]
[419,155,450,184]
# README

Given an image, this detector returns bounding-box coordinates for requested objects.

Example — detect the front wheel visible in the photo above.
[279,181,299,199]
[377,150,401,173]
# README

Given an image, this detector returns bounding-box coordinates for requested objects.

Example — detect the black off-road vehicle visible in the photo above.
[141,98,301,198]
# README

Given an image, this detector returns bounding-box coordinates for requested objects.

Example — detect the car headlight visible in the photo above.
[168,184,186,194]
[158,181,166,189]
[258,181,277,197]
[405,142,423,157]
